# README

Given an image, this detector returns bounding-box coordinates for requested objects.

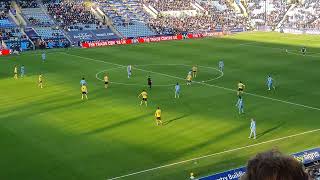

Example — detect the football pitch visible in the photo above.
[1,32,320,180]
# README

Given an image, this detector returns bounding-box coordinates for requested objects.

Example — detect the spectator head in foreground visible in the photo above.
[240,149,310,180]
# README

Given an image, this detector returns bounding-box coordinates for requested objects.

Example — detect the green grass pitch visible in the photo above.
[0,32,320,180]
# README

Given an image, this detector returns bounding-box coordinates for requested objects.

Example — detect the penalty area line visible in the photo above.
[107,128,320,180]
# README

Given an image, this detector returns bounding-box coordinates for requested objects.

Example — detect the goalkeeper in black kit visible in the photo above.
[301,46,307,56]
[148,76,152,89]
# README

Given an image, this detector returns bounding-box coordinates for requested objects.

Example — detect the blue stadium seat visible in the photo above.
[21,8,54,26]
[33,27,64,39]
[116,22,156,38]
[97,0,157,37]
[0,19,16,28]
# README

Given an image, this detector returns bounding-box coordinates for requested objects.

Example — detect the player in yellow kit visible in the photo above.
[38,74,43,88]
[155,107,162,126]
[81,85,88,100]
[237,81,245,95]
[192,65,198,78]
[104,74,109,88]
[186,74,192,85]
[14,65,18,79]
[138,90,148,106]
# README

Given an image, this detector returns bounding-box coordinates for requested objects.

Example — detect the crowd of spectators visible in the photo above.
[282,0,320,30]
[27,17,42,26]
[0,1,10,19]
[46,1,99,29]
[148,15,216,34]
[247,0,265,26]
[306,162,320,180]
[247,0,290,27]
[0,1,10,12]
[18,0,39,8]
[246,0,320,30]
[0,10,8,20]
[265,0,288,27]
[146,0,247,35]
[144,0,195,11]
[221,9,247,29]
[0,28,27,41]
[94,0,150,27]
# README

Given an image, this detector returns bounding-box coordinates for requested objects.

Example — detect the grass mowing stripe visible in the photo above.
[107,128,320,180]
[62,52,320,111]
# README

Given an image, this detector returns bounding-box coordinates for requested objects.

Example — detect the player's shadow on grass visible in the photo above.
[163,114,190,125]
[82,113,151,136]
[256,122,285,139]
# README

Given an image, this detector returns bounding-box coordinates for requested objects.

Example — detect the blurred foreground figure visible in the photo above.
[240,149,310,180]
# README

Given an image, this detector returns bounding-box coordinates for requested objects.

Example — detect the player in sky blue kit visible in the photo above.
[42,52,46,62]
[80,77,86,86]
[127,65,132,78]
[249,118,256,139]
[266,75,275,91]
[236,96,244,114]
[175,83,180,98]
[218,60,224,72]
[20,65,25,78]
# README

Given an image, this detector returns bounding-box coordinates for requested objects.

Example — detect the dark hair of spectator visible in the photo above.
[241,149,310,180]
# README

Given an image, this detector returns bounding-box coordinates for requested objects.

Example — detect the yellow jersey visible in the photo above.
[38,75,42,82]
[238,83,245,89]
[81,85,87,92]
[155,109,161,118]
[14,67,17,73]
[192,66,197,72]
[187,74,192,81]
[104,76,109,82]
[140,91,147,99]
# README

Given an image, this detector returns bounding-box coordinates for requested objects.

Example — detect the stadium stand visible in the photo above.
[0,1,15,28]
[95,0,156,37]
[32,27,65,39]
[2,0,320,50]
[17,0,39,8]
[147,0,247,34]
[282,0,320,30]
[44,0,119,43]
[16,0,71,48]
[0,1,32,51]
[247,0,290,28]
[21,7,54,26]
[247,0,267,26]
[46,1,99,29]
[148,15,216,34]
[144,0,195,11]
[115,22,155,37]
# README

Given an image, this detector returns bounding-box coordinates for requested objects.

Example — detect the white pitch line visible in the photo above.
[239,43,320,58]
[95,67,179,87]
[62,52,320,111]
[239,43,286,51]
[107,128,320,180]
[239,33,320,42]
[61,52,320,179]
[287,51,320,58]
[95,64,223,87]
